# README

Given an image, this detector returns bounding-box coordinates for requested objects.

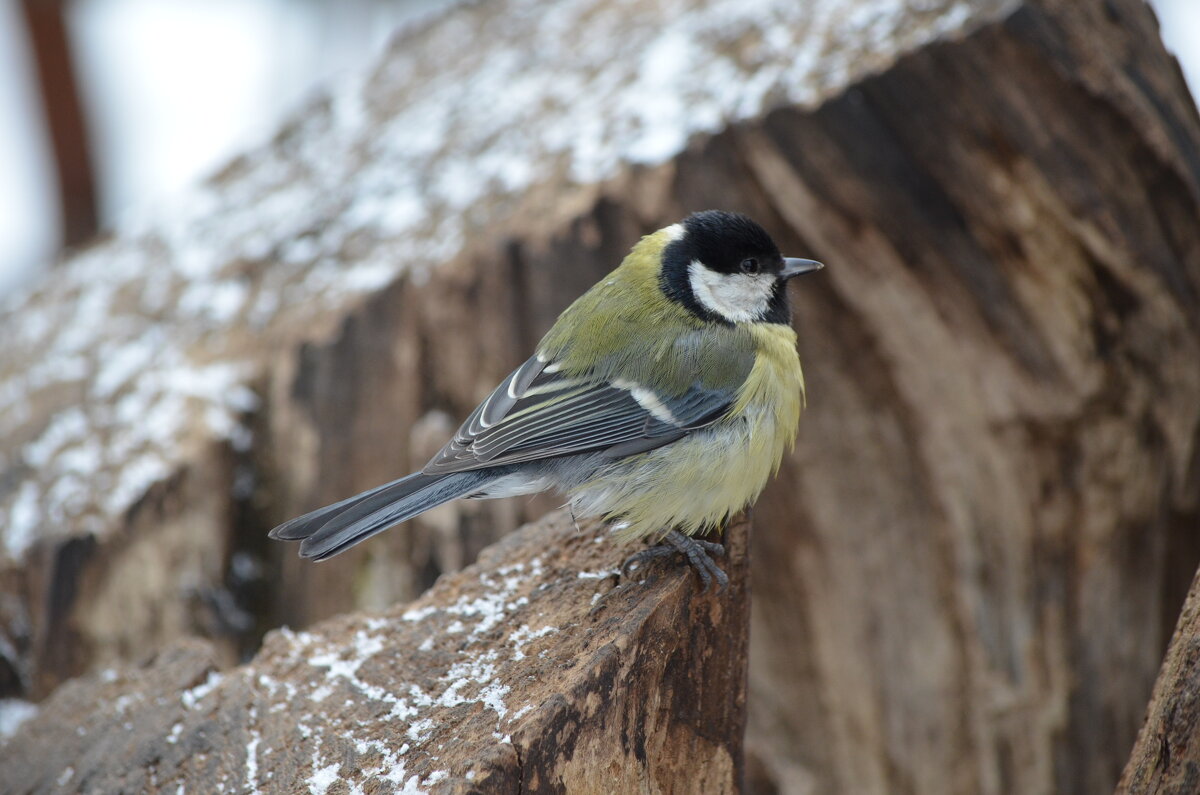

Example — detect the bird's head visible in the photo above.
[659,210,823,325]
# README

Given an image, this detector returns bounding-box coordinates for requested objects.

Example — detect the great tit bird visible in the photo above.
[270,210,822,588]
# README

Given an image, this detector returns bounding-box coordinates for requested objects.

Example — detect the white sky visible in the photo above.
[0,0,1197,295]
[1152,0,1200,95]
[0,0,57,292]
[69,0,305,218]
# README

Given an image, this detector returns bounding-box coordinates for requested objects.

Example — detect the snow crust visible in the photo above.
[179,670,224,710]
[242,558,555,791]
[0,0,1011,559]
[0,559,566,787]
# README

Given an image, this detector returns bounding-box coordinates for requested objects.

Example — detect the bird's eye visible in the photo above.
[739,258,760,274]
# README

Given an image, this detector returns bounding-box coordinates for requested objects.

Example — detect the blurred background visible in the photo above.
[0,0,451,293]
[0,0,1196,295]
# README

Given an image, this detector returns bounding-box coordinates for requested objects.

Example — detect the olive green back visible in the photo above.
[536,228,757,396]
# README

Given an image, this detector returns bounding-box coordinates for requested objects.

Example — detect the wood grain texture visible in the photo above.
[739,1,1200,792]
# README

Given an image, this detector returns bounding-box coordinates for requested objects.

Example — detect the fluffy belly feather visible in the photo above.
[571,323,803,541]
[568,404,787,541]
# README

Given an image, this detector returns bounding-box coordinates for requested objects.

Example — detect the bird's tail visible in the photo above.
[268,470,490,561]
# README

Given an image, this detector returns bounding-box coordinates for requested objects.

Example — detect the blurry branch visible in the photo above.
[20,0,98,249]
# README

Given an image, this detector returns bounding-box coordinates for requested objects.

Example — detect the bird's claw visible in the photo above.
[620,530,728,592]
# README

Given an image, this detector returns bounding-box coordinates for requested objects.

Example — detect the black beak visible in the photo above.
[780,257,824,279]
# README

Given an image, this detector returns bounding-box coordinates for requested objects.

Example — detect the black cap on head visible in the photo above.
[660,210,795,325]
[674,210,783,275]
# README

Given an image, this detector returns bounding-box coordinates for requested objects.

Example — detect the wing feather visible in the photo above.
[422,355,733,475]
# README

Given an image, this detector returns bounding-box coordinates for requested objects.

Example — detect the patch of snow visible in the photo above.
[113,693,138,713]
[437,648,505,713]
[406,718,435,743]
[478,681,511,719]
[308,762,341,795]
[0,699,38,739]
[22,408,90,467]
[93,336,158,398]
[577,568,618,579]
[4,482,39,558]
[287,551,560,786]
[181,671,224,710]
[508,703,534,722]
[178,279,248,325]
[402,605,439,623]
[245,723,262,795]
[507,623,558,661]
[307,629,389,702]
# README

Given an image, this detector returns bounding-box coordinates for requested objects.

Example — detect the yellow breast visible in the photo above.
[571,322,804,541]
[735,323,804,439]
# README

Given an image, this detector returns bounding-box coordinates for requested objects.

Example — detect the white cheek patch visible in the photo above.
[687,259,775,323]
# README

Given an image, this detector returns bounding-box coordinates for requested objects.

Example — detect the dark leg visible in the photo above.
[620,529,728,591]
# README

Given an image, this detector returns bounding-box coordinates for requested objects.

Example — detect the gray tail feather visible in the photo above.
[267,471,490,562]
[268,477,411,541]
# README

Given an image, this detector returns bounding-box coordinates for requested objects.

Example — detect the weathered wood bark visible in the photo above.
[742,2,1200,793]
[1118,566,1200,794]
[0,512,750,793]
[19,0,98,247]
[1,0,1198,794]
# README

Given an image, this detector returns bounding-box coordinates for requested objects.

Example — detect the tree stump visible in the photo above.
[0,513,750,793]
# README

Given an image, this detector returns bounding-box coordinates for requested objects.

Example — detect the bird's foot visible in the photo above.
[620,529,728,591]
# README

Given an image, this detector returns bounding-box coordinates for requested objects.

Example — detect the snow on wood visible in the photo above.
[0,513,751,793]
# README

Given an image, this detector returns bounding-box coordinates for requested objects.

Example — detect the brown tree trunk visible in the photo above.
[741,2,1200,791]
[20,0,98,248]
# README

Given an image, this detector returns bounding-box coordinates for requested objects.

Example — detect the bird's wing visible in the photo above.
[421,355,733,475]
